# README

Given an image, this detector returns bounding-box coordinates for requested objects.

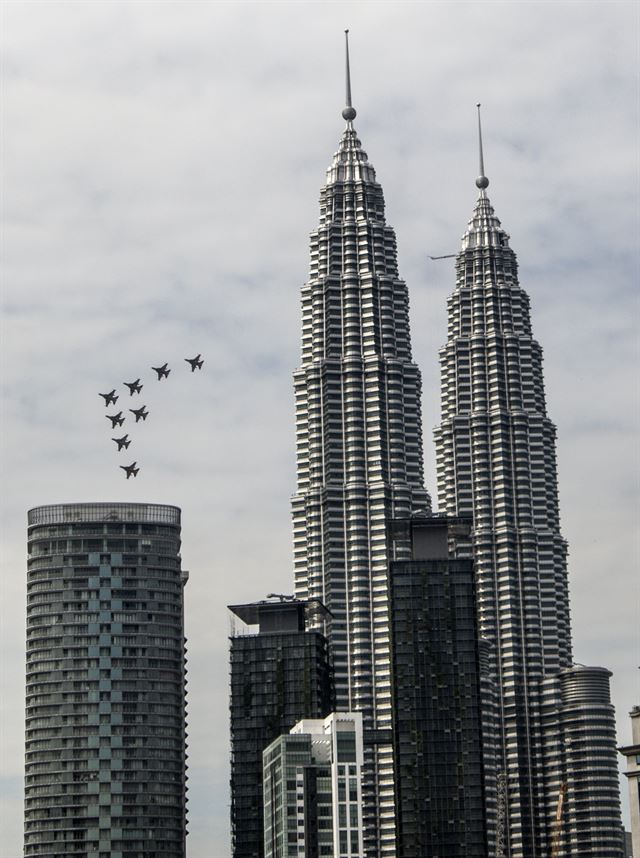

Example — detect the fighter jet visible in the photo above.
[124,379,143,396]
[106,412,125,428]
[120,462,139,479]
[152,363,170,380]
[129,406,149,423]
[112,435,131,451]
[185,354,204,372]
[99,390,119,406]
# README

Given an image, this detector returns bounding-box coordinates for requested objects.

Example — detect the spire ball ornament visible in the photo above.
[343,105,357,121]
[476,175,489,190]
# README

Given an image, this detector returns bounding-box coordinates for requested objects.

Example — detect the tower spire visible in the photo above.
[476,103,489,190]
[342,29,357,122]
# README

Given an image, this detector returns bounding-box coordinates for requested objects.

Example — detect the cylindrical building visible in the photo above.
[541,666,624,856]
[24,503,188,858]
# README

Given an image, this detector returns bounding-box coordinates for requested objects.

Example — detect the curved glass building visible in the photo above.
[24,503,188,858]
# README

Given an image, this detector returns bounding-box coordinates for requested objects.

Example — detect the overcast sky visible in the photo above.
[1,1,638,854]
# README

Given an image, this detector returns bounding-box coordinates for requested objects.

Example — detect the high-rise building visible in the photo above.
[24,502,188,858]
[228,598,333,858]
[433,109,623,856]
[388,516,487,857]
[291,34,430,855]
[541,666,625,856]
[263,712,364,858]
[619,706,640,858]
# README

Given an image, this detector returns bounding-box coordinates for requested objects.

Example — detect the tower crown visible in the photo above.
[461,195,510,250]
[326,127,376,185]
[325,30,374,185]
[461,106,510,250]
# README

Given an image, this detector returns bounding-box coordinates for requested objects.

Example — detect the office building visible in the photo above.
[263,712,364,858]
[291,34,430,854]
[433,109,623,855]
[388,516,487,857]
[229,598,333,858]
[24,502,188,858]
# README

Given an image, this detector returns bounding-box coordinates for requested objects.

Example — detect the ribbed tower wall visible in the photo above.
[292,124,430,857]
[435,184,623,856]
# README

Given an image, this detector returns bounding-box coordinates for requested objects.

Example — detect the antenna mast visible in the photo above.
[342,30,357,122]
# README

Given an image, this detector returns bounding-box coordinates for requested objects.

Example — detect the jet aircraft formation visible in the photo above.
[98,356,204,478]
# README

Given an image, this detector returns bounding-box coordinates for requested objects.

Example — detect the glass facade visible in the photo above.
[229,602,333,858]
[389,520,487,857]
[24,503,187,858]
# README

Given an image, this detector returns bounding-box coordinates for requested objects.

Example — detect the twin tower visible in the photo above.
[24,38,624,858]
[276,36,622,858]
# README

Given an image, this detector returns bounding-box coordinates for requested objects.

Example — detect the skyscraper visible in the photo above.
[228,598,333,858]
[388,516,487,857]
[24,502,188,858]
[541,666,624,855]
[434,109,623,856]
[291,33,430,855]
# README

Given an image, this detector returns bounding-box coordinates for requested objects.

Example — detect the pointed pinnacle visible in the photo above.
[476,103,489,190]
[342,30,357,122]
